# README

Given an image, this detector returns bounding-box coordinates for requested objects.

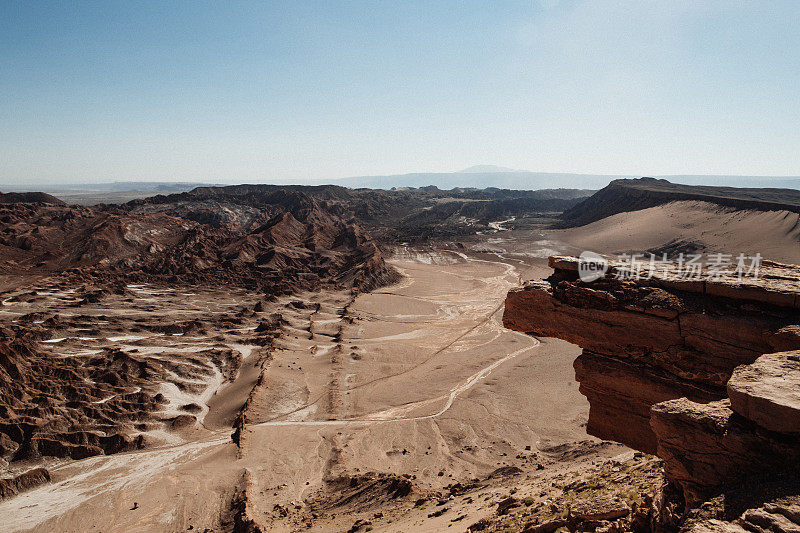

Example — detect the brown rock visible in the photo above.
[770,326,800,352]
[503,256,800,505]
[487,465,523,478]
[170,414,198,429]
[522,518,567,533]
[569,495,630,521]
[727,351,800,433]
[548,255,580,272]
[574,351,718,453]
[739,507,800,533]
[683,519,749,533]
[0,467,51,501]
[762,498,800,524]
[684,493,800,533]
[0,432,19,460]
[650,398,800,505]
[496,496,519,515]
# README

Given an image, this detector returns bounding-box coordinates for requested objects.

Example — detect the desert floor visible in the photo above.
[2,241,635,532]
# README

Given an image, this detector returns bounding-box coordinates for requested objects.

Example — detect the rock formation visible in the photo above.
[0,325,162,461]
[726,351,800,434]
[503,256,800,525]
[0,189,401,465]
[134,183,590,243]
[0,468,51,501]
[0,190,398,294]
[558,177,800,228]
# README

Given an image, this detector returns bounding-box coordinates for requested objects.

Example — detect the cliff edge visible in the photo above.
[503,256,800,529]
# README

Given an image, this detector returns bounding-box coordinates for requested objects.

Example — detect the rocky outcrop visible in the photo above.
[0,467,51,500]
[0,328,157,462]
[737,496,800,533]
[231,469,264,533]
[503,256,800,513]
[680,475,800,532]
[503,257,800,453]
[0,323,247,462]
[0,191,398,294]
[569,495,630,521]
[571,351,719,453]
[651,350,800,507]
[651,398,800,505]
[727,351,800,434]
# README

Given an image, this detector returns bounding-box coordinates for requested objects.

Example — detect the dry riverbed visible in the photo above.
[0,246,637,532]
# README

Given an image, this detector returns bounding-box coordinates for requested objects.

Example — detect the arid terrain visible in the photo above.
[0,238,627,532]
[1,180,799,532]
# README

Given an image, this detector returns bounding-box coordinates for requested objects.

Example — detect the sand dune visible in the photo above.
[555,200,800,264]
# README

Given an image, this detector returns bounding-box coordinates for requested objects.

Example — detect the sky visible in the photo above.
[2,0,800,186]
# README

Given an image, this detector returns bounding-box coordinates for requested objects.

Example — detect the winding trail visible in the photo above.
[253,249,525,424]
[249,332,539,428]
[0,249,541,532]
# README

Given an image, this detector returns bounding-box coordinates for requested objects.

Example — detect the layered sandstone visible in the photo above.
[650,397,800,504]
[727,350,800,434]
[503,257,800,453]
[503,256,800,510]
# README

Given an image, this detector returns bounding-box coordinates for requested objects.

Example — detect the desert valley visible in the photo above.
[5,3,800,531]
[0,178,798,532]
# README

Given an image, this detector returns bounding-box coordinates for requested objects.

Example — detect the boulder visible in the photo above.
[522,518,567,533]
[650,398,800,505]
[727,351,800,433]
[569,495,630,521]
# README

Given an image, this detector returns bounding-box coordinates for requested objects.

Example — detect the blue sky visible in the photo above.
[2,1,799,184]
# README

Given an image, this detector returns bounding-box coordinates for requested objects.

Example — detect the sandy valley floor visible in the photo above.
[1,242,636,532]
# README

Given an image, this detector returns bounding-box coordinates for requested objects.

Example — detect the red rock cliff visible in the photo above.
[503,256,800,506]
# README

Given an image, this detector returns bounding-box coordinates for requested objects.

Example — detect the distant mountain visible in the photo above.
[330,171,627,191]
[5,172,800,199]
[558,177,800,228]
[459,165,519,173]
[0,181,211,193]
[324,170,800,192]
[660,175,800,189]
[129,183,592,243]
[0,191,66,205]
[0,187,397,292]
[0,182,214,206]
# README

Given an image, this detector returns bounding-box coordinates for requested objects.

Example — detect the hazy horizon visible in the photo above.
[3,1,800,185]
[4,166,800,195]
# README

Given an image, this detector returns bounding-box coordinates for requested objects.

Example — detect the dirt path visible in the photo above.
[1,250,590,532]
[247,332,540,428]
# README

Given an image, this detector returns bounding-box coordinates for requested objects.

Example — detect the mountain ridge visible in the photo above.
[558,177,800,228]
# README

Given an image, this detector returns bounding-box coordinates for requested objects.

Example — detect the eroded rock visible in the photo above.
[727,351,800,433]
[0,467,51,501]
[651,398,800,505]
[503,256,800,511]
[569,495,630,521]
[503,258,800,452]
